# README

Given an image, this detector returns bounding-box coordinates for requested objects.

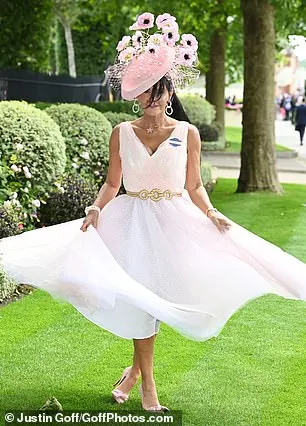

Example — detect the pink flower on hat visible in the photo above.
[177,47,196,66]
[116,36,131,52]
[148,33,164,46]
[181,34,198,51]
[156,13,176,29]
[118,46,136,62]
[161,20,179,33]
[132,31,143,48]
[163,27,180,46]
[130,12,154,30]
[145,42,159,54]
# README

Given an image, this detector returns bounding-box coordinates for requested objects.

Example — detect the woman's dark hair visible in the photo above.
[146,76,190,122]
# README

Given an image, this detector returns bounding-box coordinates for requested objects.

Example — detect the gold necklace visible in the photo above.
[139,118,168,134]
[144,123,160,134]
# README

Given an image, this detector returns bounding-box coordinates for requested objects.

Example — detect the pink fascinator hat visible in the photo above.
[105,12,200,101]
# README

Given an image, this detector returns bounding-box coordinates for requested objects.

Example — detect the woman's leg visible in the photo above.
[113,345,141,394]
[299,126,305,144]
[133,333,162,408]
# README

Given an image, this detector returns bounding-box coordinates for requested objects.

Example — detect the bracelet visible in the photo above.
[85,205,101,215]
[206,207,218,216]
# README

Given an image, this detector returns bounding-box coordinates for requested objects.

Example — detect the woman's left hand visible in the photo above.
[207,211,232,234]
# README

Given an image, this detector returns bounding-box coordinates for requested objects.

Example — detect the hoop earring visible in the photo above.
[166,100,173,116]
[132,99,140,114]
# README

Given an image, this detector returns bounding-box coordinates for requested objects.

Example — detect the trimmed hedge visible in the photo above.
[200,160,216,193]
[103,112,135,127]
[180,95,216,126]
[0,205,23,304]
[0,267,18,304]
[38,173,99,226]
[0,205,22,239]
[0,101,66,228]
[45,103,112,184]
[87,101,142,116]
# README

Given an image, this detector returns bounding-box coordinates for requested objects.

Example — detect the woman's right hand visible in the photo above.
[80,210,99,232]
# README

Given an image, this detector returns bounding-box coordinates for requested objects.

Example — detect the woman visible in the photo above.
[1,12,306,413]
[295,96,306,145]
[81,73,232,411]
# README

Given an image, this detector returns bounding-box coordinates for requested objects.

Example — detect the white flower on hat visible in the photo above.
[119,46,136,62]
[163,26,180,46]
[116,36,131,52]
[132,31,143,48]
[148,33,164,46]
[162,20,179,33]
[145,43,159,54]
[135,12,154,29]
[177,47,197,66]
[156,13,176,29]
[181,34,198,51]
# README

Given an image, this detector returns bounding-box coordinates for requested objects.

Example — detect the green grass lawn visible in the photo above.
[225,127,292,153]
[1,178,306,425]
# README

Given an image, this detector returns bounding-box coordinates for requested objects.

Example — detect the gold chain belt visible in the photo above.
[126,188,183,202]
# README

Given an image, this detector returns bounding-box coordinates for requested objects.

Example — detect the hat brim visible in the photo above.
[121,46,176,101]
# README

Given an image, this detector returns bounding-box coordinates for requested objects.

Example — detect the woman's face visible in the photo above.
[136,87,172,116]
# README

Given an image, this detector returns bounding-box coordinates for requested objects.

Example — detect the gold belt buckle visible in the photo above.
[126,188,182,202]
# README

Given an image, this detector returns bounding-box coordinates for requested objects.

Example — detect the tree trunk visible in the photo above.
[205,28,226,138]
[205,70,212,104]
[238,0,282,193]
[63,23,76,78]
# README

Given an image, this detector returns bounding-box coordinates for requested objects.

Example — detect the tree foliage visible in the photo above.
[0,0,54,72]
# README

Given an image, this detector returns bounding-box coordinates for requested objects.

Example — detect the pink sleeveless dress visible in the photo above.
[1,120,306,341]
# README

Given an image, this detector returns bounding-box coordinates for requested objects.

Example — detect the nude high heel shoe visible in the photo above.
[139,384,170,412]
[111,366,132,403]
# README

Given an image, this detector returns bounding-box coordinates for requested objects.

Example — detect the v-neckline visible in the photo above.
[127,121,180,159]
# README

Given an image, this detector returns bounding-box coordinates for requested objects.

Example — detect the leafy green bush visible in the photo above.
[45,103,112,185]
[180,95,216,126]
[34,102,55,110]
[103,112,135,127]
[197,122,219,142]
[88,101,142,116]
[0,0,54,72]
[38,173,99,226]
[0,101,66,229]
[201,140,226,151]
[0,205,25,305]
[200,161,216,193]
[0,205,23,238]
[0,267,18,304]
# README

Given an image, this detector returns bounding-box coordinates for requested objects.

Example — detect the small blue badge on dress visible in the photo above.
[169,137,182,147]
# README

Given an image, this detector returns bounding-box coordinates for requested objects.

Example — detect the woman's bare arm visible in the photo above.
[91,124,123,210]
[185,124,214,215]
